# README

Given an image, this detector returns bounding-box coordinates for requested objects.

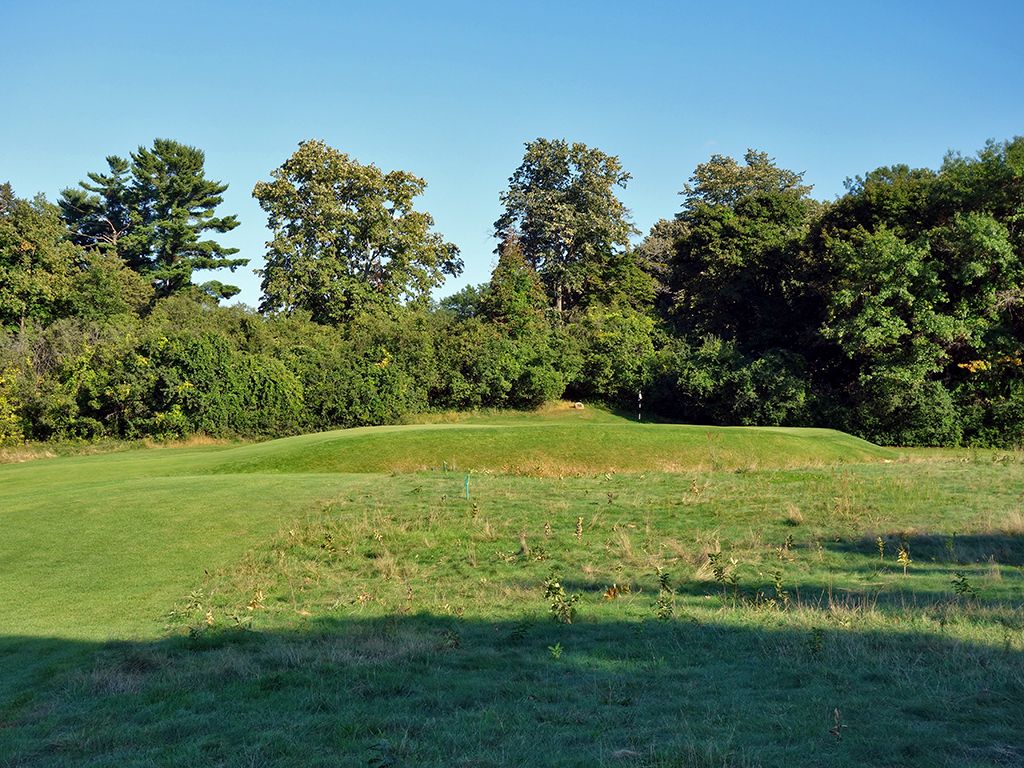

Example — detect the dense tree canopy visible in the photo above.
[682,150,812,211]
[479,234,548,337]
[1,135,1023,448]
[0,184,79,329]
[253,140,463,325]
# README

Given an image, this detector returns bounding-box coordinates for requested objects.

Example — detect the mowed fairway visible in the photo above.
[1,407,1022,767]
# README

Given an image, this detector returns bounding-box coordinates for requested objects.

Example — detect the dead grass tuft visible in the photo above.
[783,503,804,526]
[0,446,57,464]
[997,509,1024,536]
[143,434,235,449]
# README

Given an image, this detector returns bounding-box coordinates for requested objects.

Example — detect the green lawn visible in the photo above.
[1,408,1021,767]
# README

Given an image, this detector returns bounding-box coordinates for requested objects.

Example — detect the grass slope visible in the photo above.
[1,407,1021,767]
[201,411,893,476]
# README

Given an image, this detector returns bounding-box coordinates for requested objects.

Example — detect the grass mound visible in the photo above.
[200,411,895,477]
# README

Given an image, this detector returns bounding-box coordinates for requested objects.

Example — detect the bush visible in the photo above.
[852,372,963,446]
[567,308,655,403]
[647,337,809,427]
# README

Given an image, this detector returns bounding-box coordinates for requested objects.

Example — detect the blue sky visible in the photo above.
[3,0,1022,306]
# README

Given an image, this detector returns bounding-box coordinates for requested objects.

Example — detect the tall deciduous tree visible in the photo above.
[661,150,819,349]
[253,140,463,325]
[0,184,79,330]
[681,149,811,211]
[494,138,644,313]
[60,139,245,299]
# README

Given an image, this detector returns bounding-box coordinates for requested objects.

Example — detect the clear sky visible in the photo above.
[3,0,1022,307]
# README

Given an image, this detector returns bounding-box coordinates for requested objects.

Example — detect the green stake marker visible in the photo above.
[464,474,470,500]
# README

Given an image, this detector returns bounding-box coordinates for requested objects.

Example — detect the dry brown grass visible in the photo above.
[783,503,804,526]
[142,434,236,450]
[0,434,239,465]
[997,509,1024,536]
[0,445,57,464]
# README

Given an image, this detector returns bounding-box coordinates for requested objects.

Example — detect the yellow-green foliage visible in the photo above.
[0,369,22,445]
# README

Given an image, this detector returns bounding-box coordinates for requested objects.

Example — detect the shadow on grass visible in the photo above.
[826,532,1024,567]
[1,613,1022,768]
[552,576,1024,620]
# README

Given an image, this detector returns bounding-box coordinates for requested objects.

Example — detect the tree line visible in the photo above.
[1,135,1022,447]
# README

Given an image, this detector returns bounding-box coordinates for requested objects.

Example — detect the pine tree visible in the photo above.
[60,139,245,299]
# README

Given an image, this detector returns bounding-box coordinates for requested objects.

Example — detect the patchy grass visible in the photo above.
[1,412,1022,767]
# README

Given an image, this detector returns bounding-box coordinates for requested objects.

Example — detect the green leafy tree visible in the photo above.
[253,140,463,325]
[646,337,808,426]
[682,150,811,211]
[819,164,937,240]
[437,283,489,320]
[568,307,656,403]
[69,251,154,320]
[480,233,549,336]
[494,138,647,313]
[57,156,133,254]
[813,137,1024,445]
[933,137,1024,229]
[60,139,245,299]
[0,184,80,330]
[820,226,962,444]
[635,217,688,310]
[664,150,820,350]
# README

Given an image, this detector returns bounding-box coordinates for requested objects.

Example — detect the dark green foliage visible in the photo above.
[567,307,655,403]
[437,283,488,320]
[811,138,1024,445]
[2,311,305,441]
[60,139,245,298]
[3,135,1024,447]
[480,234,548,336]
[634,217,687,311]
[664,152,821,350]
[70,250,154,320]
[647,337,808,426]
[633,138,1024,446]
[430,317,566,411]
[146,334,304,437]
[819,164,938,238]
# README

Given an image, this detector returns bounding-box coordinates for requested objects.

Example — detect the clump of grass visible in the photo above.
[998,510,1024,536]
[783,503,804,526]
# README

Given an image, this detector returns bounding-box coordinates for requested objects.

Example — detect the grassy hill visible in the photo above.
[0,407,891,634]
[202,406,894,476]
[1,407,1021,767]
